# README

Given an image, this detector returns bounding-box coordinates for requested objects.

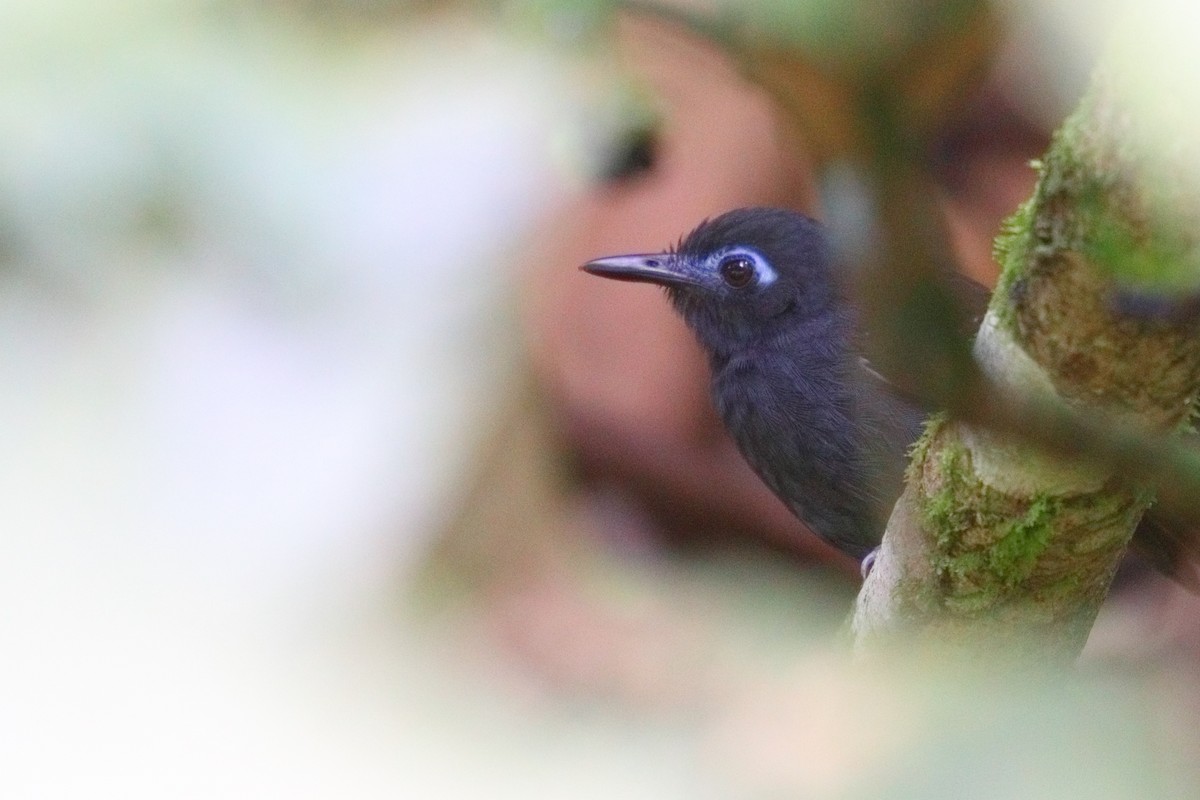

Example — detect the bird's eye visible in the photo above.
[719,256,755,288]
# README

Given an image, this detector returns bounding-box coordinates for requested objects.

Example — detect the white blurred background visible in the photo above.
[0,3,635,795]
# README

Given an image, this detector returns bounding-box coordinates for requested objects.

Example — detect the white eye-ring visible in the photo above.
[715,248,776,288]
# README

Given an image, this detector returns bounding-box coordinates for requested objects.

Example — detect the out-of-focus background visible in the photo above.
[5,1,1200,797]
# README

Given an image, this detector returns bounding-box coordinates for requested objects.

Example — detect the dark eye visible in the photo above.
[719,256,755,288]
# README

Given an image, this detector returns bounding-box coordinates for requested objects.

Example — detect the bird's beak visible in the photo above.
[580,253,697,287]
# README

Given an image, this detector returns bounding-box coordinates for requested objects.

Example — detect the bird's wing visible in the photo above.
[1130,510,1200,591]
[852,269,991,415]
[942,269,994,333]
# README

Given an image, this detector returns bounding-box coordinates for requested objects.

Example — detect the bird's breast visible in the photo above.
[712,348,878,542]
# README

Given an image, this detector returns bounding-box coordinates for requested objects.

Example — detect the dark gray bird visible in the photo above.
[581,206,1196,582]
[582,207,919,561]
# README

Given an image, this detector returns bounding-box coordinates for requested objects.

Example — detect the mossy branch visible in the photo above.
[853,73,1200,660]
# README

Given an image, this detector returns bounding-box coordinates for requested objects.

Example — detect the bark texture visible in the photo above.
[853,76,1200,661]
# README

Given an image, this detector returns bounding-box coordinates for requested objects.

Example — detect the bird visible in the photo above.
[581,206,1196,582]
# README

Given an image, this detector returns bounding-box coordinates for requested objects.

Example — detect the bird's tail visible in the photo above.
[1132,509,1200,593]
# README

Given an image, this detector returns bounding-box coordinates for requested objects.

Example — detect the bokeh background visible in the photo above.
[5,1,1200,796]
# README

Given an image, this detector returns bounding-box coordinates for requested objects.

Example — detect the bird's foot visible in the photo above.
[860,547,879,579]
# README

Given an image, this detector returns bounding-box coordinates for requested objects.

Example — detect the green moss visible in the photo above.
[991,193,1035,269]
[906,412,947,482]
[990,196,1036,332]
[989,105,1097,336]
[914,428,1071,610]
[918,433,973,551]
[1016,81,1200,295]
[988,494,1060,587]
[1086,208,1200,293]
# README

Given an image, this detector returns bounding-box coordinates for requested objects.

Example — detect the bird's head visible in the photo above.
[582,208,838,355]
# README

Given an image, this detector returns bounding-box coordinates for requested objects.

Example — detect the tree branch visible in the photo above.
[853,73,1200,659]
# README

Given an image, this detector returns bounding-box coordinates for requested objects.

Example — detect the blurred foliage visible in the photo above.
[593,0,999,161]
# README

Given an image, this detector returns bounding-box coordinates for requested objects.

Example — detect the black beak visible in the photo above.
[580,253,697,287]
